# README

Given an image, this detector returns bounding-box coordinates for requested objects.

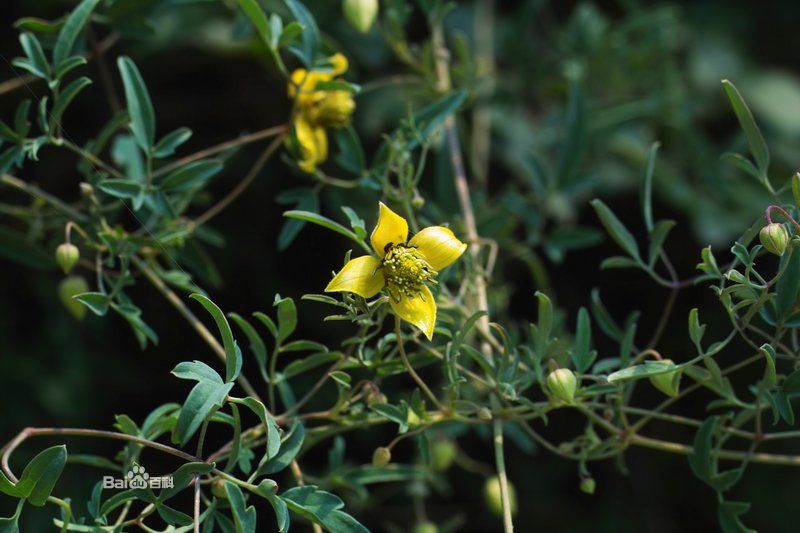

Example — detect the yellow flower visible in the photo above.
[325,203,467,340]
[288,53,355,173]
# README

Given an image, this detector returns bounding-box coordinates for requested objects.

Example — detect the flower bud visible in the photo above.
[580,477,596,495]
[372,446,391,467]
[483,476,517,517]
[760,223,789,256]
[477,407,493,421]
[431,440,456,472]
[343,0,379,33]
[211,479,228,499]
[58,275,88,320]
[546,368,577,404]
[56,243,80,274]
[648,359,681,397]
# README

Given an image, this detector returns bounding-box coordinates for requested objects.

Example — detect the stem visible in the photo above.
[57,138,127,180]
[1,174,88,222]
[491,398,514,533]
[132,255,262,401]
[152,125,287,179]
[395,317,445,411]
[190,134,284,229]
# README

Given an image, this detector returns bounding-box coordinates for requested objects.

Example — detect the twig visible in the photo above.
[395,316,446,411]
[1,174,88,222]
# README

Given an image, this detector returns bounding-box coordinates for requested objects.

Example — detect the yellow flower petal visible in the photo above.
[329,53,349,76]
[390,285,437,340]
[325,255,385,298]
[371,202,408,257]
[408,226,468,271]
[295,116,328,173]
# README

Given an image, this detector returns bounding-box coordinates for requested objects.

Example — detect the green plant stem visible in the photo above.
[1,174,88,222]
[491,397,514,533]
[132,255,262,401]
[395,316,445,411]
[190,134,284,229]
[152,124,287,179]
[56,138,127,180]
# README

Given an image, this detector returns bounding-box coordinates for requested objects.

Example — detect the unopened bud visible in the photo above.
[580,477,596,495]
[211,479,227,499]
[372,446,391,467]
[483,476,517,517]
[546,368,577,404]
[760,223,789,256]
[411,195,425,209]
[413,522,438,533]
[343,0,379,33]
[431,440,456,472]
[477,407,493,421]
[648,359,681,397]
[56,243,80,274]
[58,275,88,320]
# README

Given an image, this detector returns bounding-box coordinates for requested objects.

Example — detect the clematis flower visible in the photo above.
[325,203,467,340]
[288,53,355,173]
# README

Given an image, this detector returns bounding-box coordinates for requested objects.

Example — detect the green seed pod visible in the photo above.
[59,275,88,320]
[412,522,438,533]
[648,359,682,397]
[760,223,789,256]
[483,476,518,517]
[477,407,493,421]
[372,446,391,467]
[580,477,596,495]
[430,440,456,472]
[546,368,577,404]
[343,0,379,33]
[56,243,80,274]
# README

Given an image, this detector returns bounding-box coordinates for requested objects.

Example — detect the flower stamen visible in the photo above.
[382,244,437,301]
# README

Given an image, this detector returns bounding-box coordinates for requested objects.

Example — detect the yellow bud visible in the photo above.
[58,275,88,320]
[477,407,493,421]
[580,477,596,495]
[56,243,80,274]
[310,91,355,128]
[211,479,227,499]
[372,446,391,467]
[343,0,379,33]
[412,522,438,533]
[760,223,789,256]
[648,359,682,397]
[483,476,517,517]
[546,368,577,404]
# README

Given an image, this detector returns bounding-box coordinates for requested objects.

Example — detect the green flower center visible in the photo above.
[382,244,437,301]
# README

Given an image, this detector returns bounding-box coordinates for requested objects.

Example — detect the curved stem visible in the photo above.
[394,316,445,411]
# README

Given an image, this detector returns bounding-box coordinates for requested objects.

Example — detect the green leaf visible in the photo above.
[190,294,241,383]
[52,0,102,69]
[153,127,192,158]
[718,499,755,533]
[236,0,271,44]
[277,188,318,251]
[0,499,23,533]
[281,485,368,533]
[160,160,222,193]
[19,33,49,79]
[229,396,281,461]
[14,445,67,506]
[171,361,234,445]
[256,421,304,476]
[49,76,91,130]
[688,416,717,482]
[251,480,288,532]
[793,173,800,208]
[590,199,641,261]
[283,0,319,66]
[760,344,777,387]
[688,308,705,352]
[274,296,297,343]
[647,220,675,268]
[334,126,366,175]
[73,292,110,316]
[571,307,596,373]
[409,90,466,144]
[117,56,156,152]
[283,210,363,245]
[722,80,770,177]
[224,482,257,533]
[229,313,268,373]
[98,179,142,200]
[607,360,678,383]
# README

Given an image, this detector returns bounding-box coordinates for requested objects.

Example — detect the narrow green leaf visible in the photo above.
[190,293,241,383]
[160,160,222,193]
[256,421,304,476]
[274,296,297,342]
[590,199,641,261]
[607,360,678,383]
[73,292,109,316]
[117,56,156,152]
[236,0,271,43]
[19,33,49,79]
[640,142,659,231]
[224,481,257,533]
[571,307,595,373]
[153,127,192,158]
[688,416,717,482]
[722,80,770,176]
[97,179,141,200]
[15,445,67,506]
[52,0,102,69]
[283,210,363,245]
[49,76,92,130]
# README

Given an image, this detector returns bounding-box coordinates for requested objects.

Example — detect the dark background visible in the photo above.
[2,0,800,531]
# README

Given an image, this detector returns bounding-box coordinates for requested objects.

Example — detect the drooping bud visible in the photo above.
[477,407,493,421]
[483,476,518,517]
[59,275,88,320]
[343,0,379,33]
[648,359,682,397]
[760,223,789,256]
[580,477,596,495]
[546,368,577,404]
[372,446,391,467]
[56,243,80,274]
